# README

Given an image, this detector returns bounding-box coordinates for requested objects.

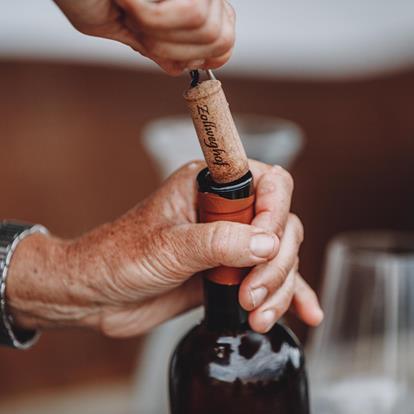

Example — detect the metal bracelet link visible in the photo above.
[0,221,49,349]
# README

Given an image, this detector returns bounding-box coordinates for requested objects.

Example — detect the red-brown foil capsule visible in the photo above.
[197,192,255,285]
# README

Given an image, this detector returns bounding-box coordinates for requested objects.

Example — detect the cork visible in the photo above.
[184,80,249,184]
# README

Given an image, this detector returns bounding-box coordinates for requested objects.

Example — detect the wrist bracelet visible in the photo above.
[0,221,49,349]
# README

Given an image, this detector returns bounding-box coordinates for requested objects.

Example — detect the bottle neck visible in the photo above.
[203,278,248,331]
[197,168,253,332]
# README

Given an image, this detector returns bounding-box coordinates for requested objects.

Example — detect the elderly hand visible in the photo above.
[6,160,322,337]
[54,0,235,75]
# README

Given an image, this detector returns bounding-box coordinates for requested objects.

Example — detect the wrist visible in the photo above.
[6,233,99,331]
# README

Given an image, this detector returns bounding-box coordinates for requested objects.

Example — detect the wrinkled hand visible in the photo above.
[7,160,323,337]
[54,0,236,75]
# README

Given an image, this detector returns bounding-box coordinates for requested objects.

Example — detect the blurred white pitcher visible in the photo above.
[132,114,305,414]
[142,114,304,176]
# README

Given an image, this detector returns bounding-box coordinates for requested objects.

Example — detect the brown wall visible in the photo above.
[0,60,413,398]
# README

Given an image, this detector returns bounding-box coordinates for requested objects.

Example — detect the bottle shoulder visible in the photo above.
[171,322,305,385]
[176,322,303,351]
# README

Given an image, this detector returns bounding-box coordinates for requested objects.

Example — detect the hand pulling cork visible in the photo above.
[184,73,249,184]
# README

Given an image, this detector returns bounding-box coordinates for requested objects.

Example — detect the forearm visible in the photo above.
[6,233,99,331]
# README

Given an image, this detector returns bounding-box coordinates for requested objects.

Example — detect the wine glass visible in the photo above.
[307,232,414,414]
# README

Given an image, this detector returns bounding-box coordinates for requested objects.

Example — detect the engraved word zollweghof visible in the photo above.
[197,104,229,167]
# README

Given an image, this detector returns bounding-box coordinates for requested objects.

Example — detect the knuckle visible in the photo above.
[180,160,205,174]
[274,283,295,316]
[182,0,208,28]
[273,220,285,240]
[100,320,115,338]
[201,21,222,43]
[210,222,233,261]
[294,257,300,272]
[170,160,204,183]
[204,53,231,69]
[290,213,304,244]
[275,263,290,284]
[225,1,236,21]
[147,229,181,278]
[153,227,169,251]
[272,301,289,320]
[287,274,297,296]
[74,24,101,37]
[99,314,122,338]
[145,40,167,58]
[264,272,284,293]
[212,31,235,56]
[121,0,149,26]
[157,60,186,76]
[257,174,277,196]
[271,165,294,191]
[140,35,156,51]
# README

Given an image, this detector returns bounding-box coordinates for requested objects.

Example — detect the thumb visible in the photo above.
[153,222,279,282]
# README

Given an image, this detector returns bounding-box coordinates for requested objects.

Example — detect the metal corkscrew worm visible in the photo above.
[189,69,217,88]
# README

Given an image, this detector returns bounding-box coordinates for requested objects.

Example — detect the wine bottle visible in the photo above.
[169,72,309,414]
[169,167,309,414]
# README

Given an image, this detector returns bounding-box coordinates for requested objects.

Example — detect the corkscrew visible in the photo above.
[189,69,216,88]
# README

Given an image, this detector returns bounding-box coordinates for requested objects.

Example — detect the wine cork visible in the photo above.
[184,80,249,184]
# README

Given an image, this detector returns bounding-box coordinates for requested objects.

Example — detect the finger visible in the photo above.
[150,221,278,285]
[196,1,235,68]
[119,0,210,30]
[137,0,223,45]
[139,6,234,62]
[223,0,236,26]
[150,57,187,75]
[165,159,206,183]
[98,276,203,337]
[248,160,293,234]
[54,0,148,55]
[251,165,294,237]
[290,274,324,327]
[239,213,303,310]
[248,269,297,333]
[203,48,233,69]
[141,26,234,62]
[248,159,273,180]
[111,27,147,55]
[54,0,123,35]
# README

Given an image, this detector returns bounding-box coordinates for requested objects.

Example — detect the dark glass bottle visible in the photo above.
[169,168,309,414]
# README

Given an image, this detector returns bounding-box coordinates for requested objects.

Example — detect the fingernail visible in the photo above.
[250,233,275,258]
[261,309,275,330]
[188,59,205,68]
[250,286,268,308]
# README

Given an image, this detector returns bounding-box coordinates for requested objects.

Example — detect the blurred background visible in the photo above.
[1,0,414,413]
